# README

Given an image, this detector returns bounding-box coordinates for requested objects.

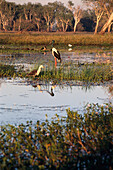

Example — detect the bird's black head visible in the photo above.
[52,40,55,47]
[52,40,55,44]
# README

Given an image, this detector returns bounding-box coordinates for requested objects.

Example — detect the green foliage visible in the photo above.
[0,64,17,77]
[36,63,113,82]
[0,104,112,169]
[1,62,112,83]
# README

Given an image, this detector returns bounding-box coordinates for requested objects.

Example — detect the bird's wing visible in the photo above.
[28,69,37,75]
[53,51,61,60]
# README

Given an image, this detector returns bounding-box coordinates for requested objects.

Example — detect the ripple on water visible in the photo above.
[0,79,112,125]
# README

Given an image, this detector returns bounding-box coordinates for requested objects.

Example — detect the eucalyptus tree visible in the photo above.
[68,1,83,32]
[14,4,24,31]
[32,3,43,32]
[42,3,55,32]
[55,2,73,32]
[93,1,104,34]
[82,0,105,34]
[82,0,113,34]
[73,6,83,32]
[0,0,17,31]
[99,0,113,34]
[0,0,10,31]
[8,2,16,31]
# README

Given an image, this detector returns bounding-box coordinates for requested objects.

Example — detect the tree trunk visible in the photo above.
[13,20,16,31]
[36,23,40,32]
[47,22,50,32]
[94,22,98,34]
[74,23,77,32]
[99,12,113,34]
[18,16,21,31]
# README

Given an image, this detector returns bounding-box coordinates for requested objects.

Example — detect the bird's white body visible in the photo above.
[68,44,72,47]
[68,48,72,51]
[52,47,59,56]
[52,47,61,62]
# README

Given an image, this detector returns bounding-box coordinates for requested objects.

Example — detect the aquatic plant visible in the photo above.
[0,103,112,169]
[37,63,113,83]
[1,63,113,83]
[0,64,17,77]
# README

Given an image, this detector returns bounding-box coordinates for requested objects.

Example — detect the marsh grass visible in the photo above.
[0,33,113,53]
[0,63,113,83]
[38,62,113,83]
[0,64,17,77]
[0,103,112,169]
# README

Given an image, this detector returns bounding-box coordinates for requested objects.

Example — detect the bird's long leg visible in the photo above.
[55,58,57,68]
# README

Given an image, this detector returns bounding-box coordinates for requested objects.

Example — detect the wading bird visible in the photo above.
[68,44,72,51]
[52,40,61,68]
[68,44,72,47]
[41,46,47,51]
[27,65,44,77]
[40,46,47,55]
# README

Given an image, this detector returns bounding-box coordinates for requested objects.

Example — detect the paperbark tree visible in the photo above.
[73,6,83,32]
[103,1,113,33]
[55,2,73,32]
[99,12,113,34]
[68,1,83,32]
[93,2,104,34]
[82,0,113,34]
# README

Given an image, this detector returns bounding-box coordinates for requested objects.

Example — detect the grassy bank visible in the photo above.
[0,63,113,83]
[0,32,113,53]
[0,103,112,169]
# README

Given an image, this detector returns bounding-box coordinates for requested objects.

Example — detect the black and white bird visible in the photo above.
[51,40,61,67]
[27,65,44,77]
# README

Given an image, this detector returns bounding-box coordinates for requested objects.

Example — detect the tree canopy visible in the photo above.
[0,0,112,33]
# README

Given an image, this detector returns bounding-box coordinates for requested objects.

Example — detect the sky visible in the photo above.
[7,0,85,8]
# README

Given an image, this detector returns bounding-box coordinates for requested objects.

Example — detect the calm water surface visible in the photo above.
[0,79,112,125]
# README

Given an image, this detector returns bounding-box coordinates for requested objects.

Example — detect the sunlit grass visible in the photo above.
[0,32,113,47]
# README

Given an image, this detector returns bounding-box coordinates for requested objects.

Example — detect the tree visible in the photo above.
[73,6,83,32]
[42,4,55,32]
[56,2,73,32]
[68,1,83,32]
[103,0,113,33]
[99,12,113,34]
[30,3,43,32]
[93,1,104,34]
[82,0,113,34]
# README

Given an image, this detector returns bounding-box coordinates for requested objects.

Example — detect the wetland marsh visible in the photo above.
[0,50,113,125]
[0,33,113,169]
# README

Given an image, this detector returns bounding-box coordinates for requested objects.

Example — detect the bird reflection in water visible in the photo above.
[40,46,47,55]
[31,83,56,97]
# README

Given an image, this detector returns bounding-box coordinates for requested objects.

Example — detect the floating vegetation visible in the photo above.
[0,103,112,169]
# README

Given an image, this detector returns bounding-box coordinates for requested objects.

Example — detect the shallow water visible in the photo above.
[0,79,112,125]
[0,52,112,69]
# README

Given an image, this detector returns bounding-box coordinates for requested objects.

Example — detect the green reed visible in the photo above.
[0,103,112,169]
[38,63,113,83]
[0,63,113,83]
